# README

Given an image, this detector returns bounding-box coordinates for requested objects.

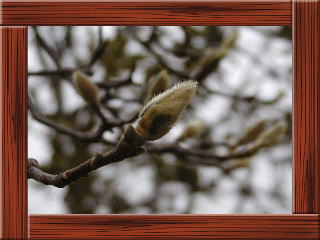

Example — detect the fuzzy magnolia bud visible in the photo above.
[145,70,170,102]
[177,119,205,141]
[255,120,287,148]
[72,70,100,107]
[136,80,198,141]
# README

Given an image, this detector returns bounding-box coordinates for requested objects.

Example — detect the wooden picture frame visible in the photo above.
[1,0,319,239]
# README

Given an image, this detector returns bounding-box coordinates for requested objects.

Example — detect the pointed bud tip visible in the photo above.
[140,80,197,118]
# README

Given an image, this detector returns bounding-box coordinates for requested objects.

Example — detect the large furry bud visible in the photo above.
[136,80,197,141]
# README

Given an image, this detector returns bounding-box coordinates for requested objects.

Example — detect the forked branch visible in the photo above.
[28,125,145,188]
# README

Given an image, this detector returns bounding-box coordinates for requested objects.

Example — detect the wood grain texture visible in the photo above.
[0,0,291,26]
[293,0,320,214]
[0,27,28,240]
[29,214,320,239]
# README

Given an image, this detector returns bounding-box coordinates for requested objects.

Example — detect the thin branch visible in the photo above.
[33,27,61,68]
[97,62,140,90]
[98,26,103,45]
[88,40,108,68]
[97,78,136,89]
[91,104,138,130]
[28,68,93,78]
[145,142,260,162]
[203,86,282,105]
[28,96,104,142]
[29,95,138,143]
[28,125,146,188]
[132,33,192,80]
[28,69,74,77]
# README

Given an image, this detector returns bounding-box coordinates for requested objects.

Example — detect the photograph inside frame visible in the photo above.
[28,26,292,214]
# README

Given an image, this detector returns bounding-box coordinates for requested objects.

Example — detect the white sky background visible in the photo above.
[28,26,292,214]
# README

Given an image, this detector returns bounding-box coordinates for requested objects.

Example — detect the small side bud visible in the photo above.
[177,119,205,141]
[233,120,268,147]
[72,70,100,107]
[195,48,228,80]
[255,120,287,148]
[145,70,170,102]
[135,80,198,141]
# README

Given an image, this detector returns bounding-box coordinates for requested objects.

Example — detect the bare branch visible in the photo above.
[145,141,263,163]
[28,69,75,77]
[28,125,145,188]
[33,27,61,68]
[203,86,283,105]
[28,96,105,142]
[28,94,138,144]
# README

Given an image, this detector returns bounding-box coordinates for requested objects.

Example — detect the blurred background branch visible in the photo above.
[28,26,292,214]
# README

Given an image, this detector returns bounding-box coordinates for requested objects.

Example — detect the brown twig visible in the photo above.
[88,40,109,68]
[132,33,192,80]
[33,27,61,68]
[97,62,140,90]
[28,125,146,188]
[145,142,260,163]
[97,78,136,89]
[28,68,94,78]
[28,96,105,142]
[28,69,74,77]
[202,86,282,105]
[91,104,138,130]
[29,95,138,144]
